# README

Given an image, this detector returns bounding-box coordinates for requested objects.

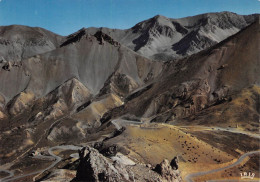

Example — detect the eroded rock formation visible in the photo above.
[75,146,134,182]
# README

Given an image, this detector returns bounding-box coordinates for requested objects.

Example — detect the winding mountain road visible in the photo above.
[185,150,260,182]
[111,120,260,182]
[0,145,82,182]
[111,119,143,130]
[0,118,136,182]
[1,120,259,182]
[0,170,14,182]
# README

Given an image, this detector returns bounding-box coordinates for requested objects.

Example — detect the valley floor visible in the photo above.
[0,120,259,182]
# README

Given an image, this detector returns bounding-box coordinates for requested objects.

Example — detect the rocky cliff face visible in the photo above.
[75,146,134,182]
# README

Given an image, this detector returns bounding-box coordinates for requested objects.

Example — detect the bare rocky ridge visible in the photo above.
[84,12,258,61]
[0,31,162,103]
[0,12,257,64]
[0,25,64,62]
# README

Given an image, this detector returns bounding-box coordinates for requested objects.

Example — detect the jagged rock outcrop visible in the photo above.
[73,146,171,182]
[94,31,120,46]
[75,146,134,182]
[155,159,182,182]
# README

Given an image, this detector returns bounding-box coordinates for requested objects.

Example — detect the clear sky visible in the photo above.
[0,0,259,35]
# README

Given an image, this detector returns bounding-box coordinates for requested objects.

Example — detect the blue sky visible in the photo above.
[0,0,259,35]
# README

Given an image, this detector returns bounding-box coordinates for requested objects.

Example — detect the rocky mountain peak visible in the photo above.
[60,28,87,47]
[132,14,174,33]
[94,31,120,46]
[152,14,170,22]
[84,12,258,61]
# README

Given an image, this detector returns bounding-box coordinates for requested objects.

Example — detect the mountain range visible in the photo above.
[85,11,257,61]
[0,11,259,182]
[0,12,258,62]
